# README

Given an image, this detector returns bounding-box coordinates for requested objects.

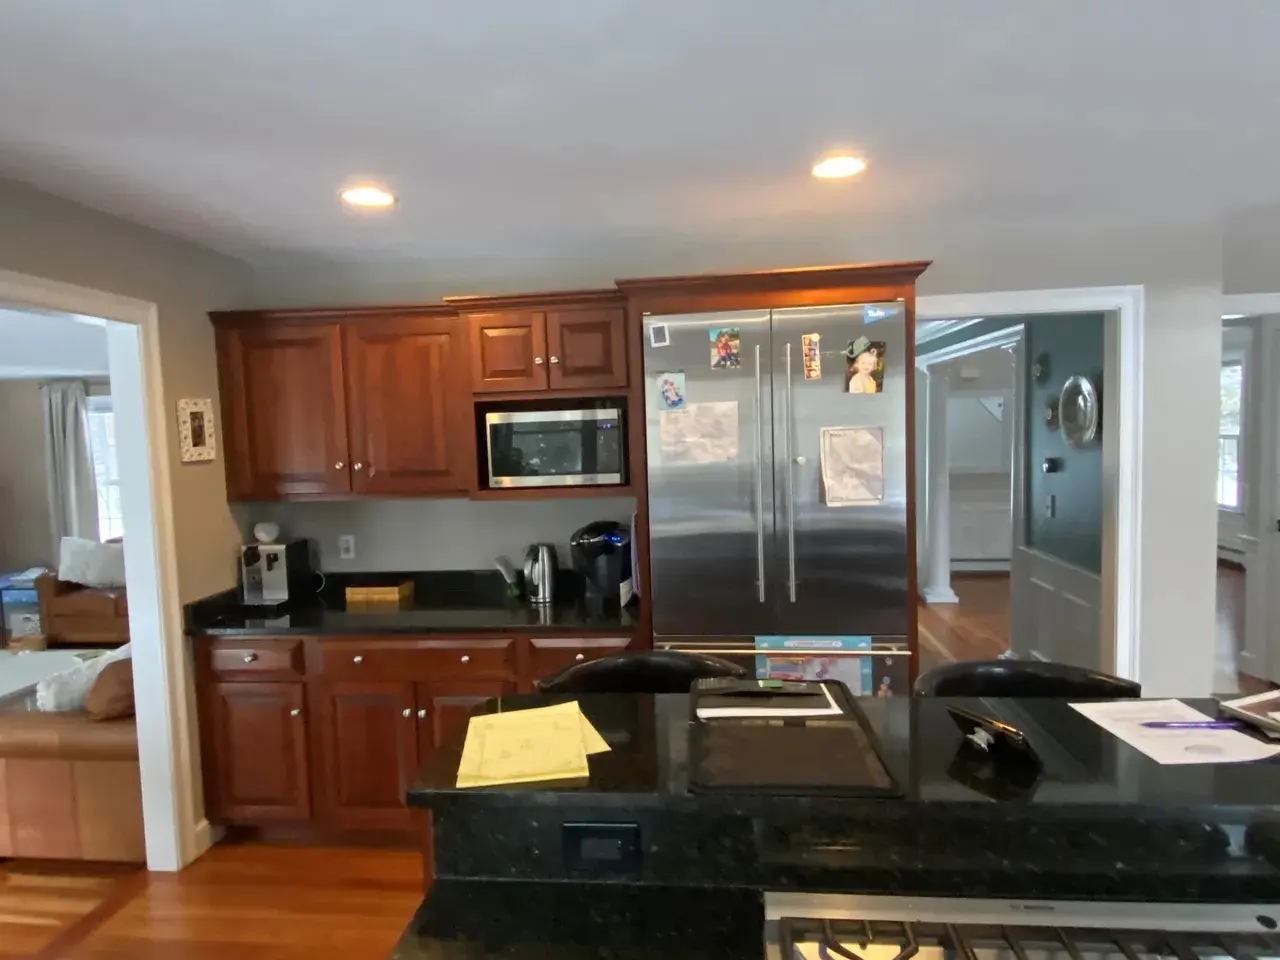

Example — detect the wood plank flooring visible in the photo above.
[0,860,139,959]
[54,844,422,960]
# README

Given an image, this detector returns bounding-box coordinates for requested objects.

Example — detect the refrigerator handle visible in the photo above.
[754,344,766,603]
[784,342,797,603]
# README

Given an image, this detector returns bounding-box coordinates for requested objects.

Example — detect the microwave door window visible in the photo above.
[499,421,585,478]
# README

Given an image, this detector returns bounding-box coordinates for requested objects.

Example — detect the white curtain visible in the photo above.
[42,380,99,547]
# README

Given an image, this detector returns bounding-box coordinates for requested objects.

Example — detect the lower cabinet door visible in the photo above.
[207,681,310,821]
[416,680,516,767]
[316,681,418,830]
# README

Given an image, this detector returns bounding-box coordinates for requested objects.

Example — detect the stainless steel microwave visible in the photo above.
[484,407,625,488]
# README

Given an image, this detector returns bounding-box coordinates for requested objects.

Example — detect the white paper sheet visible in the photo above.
[658,401,739,464]
[1069,699,1280,765]
[820,426,884,506]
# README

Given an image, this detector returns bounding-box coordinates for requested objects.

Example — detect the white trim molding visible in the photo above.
[918,286,1143,685]
[0,267,198,872]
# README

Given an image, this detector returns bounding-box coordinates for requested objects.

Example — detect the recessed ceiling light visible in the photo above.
[340,184,397,209]
[812,155,867,179]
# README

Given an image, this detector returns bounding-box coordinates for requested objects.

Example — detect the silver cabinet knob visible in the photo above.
[353,655,364,664]
[549,356,560,364]
[353,462,363,472]
[402,708,413,718]
[460,654,471,663]
[417,709,427,720]
[335,461,345,470]
[242,652,258,663]
[533,357,545,365]
[574,653,585,662]
[290,708,302,718]
[794,456,807,466]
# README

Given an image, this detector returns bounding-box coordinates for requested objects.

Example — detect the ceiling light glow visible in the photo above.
[340,184,397,208]
[812,155,867,179]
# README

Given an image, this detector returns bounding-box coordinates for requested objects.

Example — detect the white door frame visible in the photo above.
[0,267,197,871]
[917,287,1143,681]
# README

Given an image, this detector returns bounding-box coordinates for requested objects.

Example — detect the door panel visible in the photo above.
[206,682,309,821]
[316,681,417,830]
[346,317,470,495]
[416,680,516,767]
[217,324,350,497]
[469,312,548,392]
[547,308,628,389]
[642,311,775,639]
[769,304,911,637]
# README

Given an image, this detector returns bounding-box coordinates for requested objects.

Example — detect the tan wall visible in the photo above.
[0,178,251,603]
[0,380,55,569]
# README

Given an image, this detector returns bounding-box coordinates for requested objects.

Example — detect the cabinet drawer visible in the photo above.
[209,639,305,679]
[529,637,632,679]
[320,638,516,680]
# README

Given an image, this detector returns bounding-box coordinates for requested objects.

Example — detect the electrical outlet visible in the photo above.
[338,534,356,560]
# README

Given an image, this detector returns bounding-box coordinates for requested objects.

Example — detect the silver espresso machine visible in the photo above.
[240,539,317,605]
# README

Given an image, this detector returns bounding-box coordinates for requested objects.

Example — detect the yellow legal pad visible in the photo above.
[455,701,610,788]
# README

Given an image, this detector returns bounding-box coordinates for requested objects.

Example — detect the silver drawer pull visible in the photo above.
[353,655,364,664]
[242,652,258,663]
[335,461,345,470]
[574,653,585,662]
[460,654,471,663]
[534,357,545,365]
[402,708,412,718]
[290,708,301,718]
[417,709,427,720]
[549,356,560,364]
[353,462,363,471]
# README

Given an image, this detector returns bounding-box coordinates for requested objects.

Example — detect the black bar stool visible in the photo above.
[537,650,748,695]
[913,659,1140,698]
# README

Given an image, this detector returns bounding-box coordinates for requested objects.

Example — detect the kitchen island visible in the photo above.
[393,692,1280,959]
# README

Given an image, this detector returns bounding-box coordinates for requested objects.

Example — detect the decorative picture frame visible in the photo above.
[177,398,217,462]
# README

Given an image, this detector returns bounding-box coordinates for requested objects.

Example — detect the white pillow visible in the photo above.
[58,537,126,588]
[36,643,132,712]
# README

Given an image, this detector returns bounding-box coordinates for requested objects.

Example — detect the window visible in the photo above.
[1218,362,1243,510]
[86,395,123,540]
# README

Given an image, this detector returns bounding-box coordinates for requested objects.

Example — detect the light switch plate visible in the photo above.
[338,534,356,560]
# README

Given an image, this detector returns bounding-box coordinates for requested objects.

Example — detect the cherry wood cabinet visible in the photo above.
[546,308,627,390]
[314,681,418,830]
[344,317,470,495]
[204,681,310,821]
[216,323,350,499]
[468,311,548,393]
[415,679,516,766]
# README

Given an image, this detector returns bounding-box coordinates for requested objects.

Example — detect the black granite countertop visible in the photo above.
[186,570,637,637]
[388,881,762,960]
[410,692,1280,902]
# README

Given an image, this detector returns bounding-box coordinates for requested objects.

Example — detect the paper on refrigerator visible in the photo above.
[658,401,739,464]
[819,426,884,506]
[1069,699,1280,765]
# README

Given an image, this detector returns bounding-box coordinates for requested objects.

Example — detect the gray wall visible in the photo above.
[0,380,54,569]
[1025,313,1106,573]
[230,498,636,572]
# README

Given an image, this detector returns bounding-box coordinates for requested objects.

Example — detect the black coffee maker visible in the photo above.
[569,521,633,606]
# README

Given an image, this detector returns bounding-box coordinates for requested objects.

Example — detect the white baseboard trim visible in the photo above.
[952,560,1011,573]
[191,818,217,861]
[921,586,960,604]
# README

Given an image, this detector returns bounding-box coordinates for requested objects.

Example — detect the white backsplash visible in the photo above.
[230,497,637,572]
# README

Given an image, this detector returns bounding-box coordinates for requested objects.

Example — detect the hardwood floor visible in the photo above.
[53,844,421,959]
[0,860,140,959]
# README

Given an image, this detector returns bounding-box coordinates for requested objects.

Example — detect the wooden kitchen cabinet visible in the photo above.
[415,679,516,766]
[314,681,419,831]
[344,317,471,495]
[468,311,548,393]
[205,681,310,821]
[216,323,351,498]
[546,308,628,390]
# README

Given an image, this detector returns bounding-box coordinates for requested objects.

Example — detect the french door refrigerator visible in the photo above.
[642,303,913,683]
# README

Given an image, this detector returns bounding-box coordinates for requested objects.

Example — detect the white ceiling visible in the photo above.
[2,1,1280,278]
[0,309,109,379]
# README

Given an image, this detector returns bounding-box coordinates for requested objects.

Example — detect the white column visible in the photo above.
[922,365,959,603]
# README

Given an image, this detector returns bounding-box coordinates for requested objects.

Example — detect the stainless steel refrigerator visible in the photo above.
[642,302,912,658]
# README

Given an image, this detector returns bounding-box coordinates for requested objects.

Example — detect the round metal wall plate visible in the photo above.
[1059,374,1100,448]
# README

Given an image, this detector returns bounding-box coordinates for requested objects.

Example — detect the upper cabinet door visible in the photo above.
[468,312,548,393]
[217,323,350,499]
[546,308,628,390]
[345,317,470,495]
